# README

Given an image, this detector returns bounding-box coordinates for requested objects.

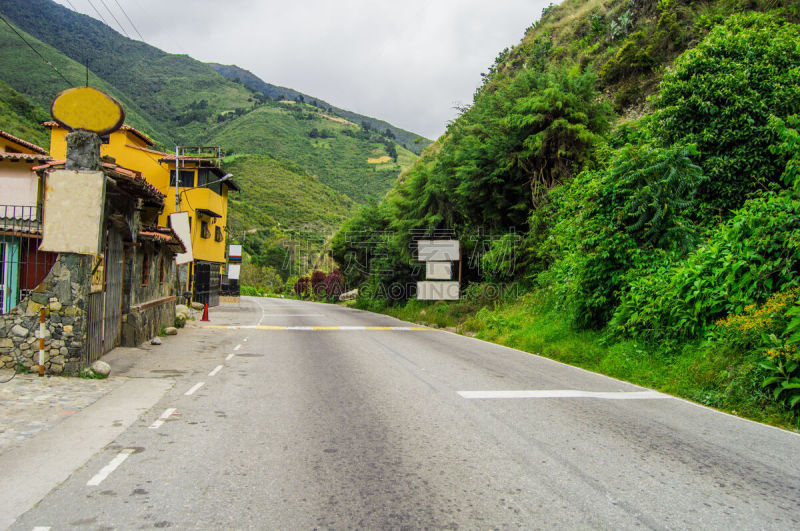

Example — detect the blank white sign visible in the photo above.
[426,262,452,280]
[418,240,460,261]
[169,212,194,265]
[417,281,460,300]
[40,170,105,255]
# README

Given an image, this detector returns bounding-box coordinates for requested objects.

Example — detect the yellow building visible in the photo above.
[44,122,239,305]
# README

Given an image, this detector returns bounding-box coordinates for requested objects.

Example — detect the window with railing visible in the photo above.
[0,204,58,314]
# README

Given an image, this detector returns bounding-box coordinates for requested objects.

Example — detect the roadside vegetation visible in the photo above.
[331,0,800,429]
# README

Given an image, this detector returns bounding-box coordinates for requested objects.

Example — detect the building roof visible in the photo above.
[140,225,186,254]
[42,121,155,146]
[32,160,165,207]
[0,152,52,163]
[0,129,49,155]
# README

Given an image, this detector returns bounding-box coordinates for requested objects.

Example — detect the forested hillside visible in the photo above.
[0,0,426,282]
[331,0,800,428]
[210,63,430,155]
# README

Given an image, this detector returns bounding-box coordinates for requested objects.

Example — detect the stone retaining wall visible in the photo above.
[0,254,91,374]
[122,296,176,347]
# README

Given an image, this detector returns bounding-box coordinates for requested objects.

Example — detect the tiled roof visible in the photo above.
[32,160,165,206]
[0,130,49,154]
[31,160,65,171]
[0,152,52,163]
[42,121,155,146]
[140,225,186,253]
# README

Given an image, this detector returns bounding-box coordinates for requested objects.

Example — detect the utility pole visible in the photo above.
[174,145,180,211]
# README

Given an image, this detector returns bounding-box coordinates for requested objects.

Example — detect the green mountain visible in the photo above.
[205,101,417,204]
[0,0,427,277]
[0,79,50,147]
[209,63,431,155]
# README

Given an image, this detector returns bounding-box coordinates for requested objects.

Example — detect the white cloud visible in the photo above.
[54,0,553,139]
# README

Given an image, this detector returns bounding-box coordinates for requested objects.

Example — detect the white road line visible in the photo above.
[32,527,51,530]
[244,338,248,342]
[208,365,223,377]
[225,353,234,361]
[86,449,135,486]
[259,313,326,317]
[234,344,242,351]
[458,390,669,400]
[286,326,314,330]
[148,407,177,429]
[184,382,205,396]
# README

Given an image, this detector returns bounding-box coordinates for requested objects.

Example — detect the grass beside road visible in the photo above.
[357,292,799,432]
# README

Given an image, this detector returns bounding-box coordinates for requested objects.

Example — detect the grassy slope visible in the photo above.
[225,154,354,237]
[0,79,49,147]
[206,102,414,204]
[209,63,432,154]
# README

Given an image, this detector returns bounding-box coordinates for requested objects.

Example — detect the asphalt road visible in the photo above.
[10,297,800,529]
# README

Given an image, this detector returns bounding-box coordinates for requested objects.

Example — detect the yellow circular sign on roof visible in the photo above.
[51,87,125,135]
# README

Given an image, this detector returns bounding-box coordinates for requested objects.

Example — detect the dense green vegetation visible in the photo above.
[0,79,49,147]
[207,102,415,204]
[225,154,354,282]
[333,1,800,428]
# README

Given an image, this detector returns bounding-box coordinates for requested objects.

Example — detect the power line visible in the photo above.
[98,0,130,38]
[85,0,109,26]
[65,0,79,10]
[113,0,145,42]
[0,13,75,87]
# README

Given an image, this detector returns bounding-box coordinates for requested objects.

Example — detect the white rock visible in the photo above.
[151,337,163,345]
[175,304,190,316]
[91,360,111,377]
[190,302,204,311]
[165,327,178,336]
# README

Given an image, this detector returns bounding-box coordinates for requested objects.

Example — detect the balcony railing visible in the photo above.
[0,204,43,235]
[1,204,58,315]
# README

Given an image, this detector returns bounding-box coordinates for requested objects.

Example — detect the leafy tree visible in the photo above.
[769,115,800,193]
[649,13,800,216]
[601,144,705,251]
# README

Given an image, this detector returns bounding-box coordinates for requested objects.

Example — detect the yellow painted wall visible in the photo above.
[47,126,230,264]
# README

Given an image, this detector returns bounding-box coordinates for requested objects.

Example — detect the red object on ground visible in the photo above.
[201,303,209,321]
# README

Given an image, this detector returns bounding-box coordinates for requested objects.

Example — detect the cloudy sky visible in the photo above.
[53,0,552,140]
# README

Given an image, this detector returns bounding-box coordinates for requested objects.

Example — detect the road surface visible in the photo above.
[9,297,800,529]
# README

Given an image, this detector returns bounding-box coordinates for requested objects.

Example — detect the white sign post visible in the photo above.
[416,239,460,301]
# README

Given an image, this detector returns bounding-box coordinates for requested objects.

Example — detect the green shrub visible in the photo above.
[612,192,800,341]
[649,12,800,216]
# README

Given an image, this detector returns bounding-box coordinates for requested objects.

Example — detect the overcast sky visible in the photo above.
[53,0,553,140]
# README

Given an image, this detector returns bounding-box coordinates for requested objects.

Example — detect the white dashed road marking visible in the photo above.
[184,382,205,396]
[458,390,669,400]
[87,449,135,486]
[225,353,234,361]
[208,365,223,377]
[149,408,177,429]
[234,344,242,351]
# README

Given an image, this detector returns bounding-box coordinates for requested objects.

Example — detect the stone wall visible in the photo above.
[0,254,91,374]
[120,240,177,347]
[122,297,175,347]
